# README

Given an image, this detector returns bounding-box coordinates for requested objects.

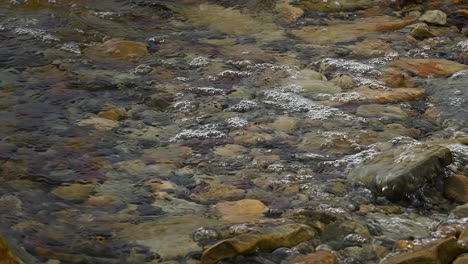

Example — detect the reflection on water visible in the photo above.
[0,0,467,263]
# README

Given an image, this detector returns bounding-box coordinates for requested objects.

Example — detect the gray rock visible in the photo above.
[419,10,447,25]
[452,203,468,218]
[348,144,452,200]
[366,213,434,241]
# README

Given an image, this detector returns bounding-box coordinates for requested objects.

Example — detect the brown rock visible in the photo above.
[382,238,463,264]
[410,24,436,39]
[435,224,463,239]
[144,179,176,192]
[321,86,425,106]
[357,87,425,103]
[347,38,395,59]
[192,184,245,204]
[454,9,468,18]
[458,225,468,250]
[87,39,149,60]
[392,58,468,78]
[143,145,193,164]
[276,0,304,22]
[231,131,274,145]
[292,250,338,264]
[98,107,126,121]
[51,184,95,202]
[332,74,355,89]
[292,16,409,44]
[268,116,298,132]
[444,175,468,203]
[0,235,23,264]
[77,117,118,130]
[118,216,220,259]
[453,254,468,264]
[381,68,415,88]
[395,240,414,251]
[201,224,318,264]
[213,144,247,157]
[181,4,283,42]
[114,159,146,174]
[215,199,268,223]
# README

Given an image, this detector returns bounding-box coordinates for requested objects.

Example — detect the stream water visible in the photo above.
[0,1,467,264]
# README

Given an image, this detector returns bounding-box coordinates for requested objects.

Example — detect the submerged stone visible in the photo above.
[348,144,452,200]
[382,238,463,264]
[51,184,95,202]
[392,58,468,78]
[453,254,468,264]
[201,224,318,264]
[77,117,119,130]
[86,39,149,60]
[292,16,409,44]
[214,199,268,223]
[0,235,23,264]
[356,104,409,120]
[452,203,468,218]
[366,213,434,241]
[119,216,220,260]
[444,175,468,203]
[419,10,447,25]
[181,4,283,42]
[292,250,338,264]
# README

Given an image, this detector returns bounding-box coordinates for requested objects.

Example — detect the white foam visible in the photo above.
[14,27,59,42]
[189,57,210,67]
[187,86,225,96]
[226,100,258,112]
[170,124,225,141]
[263,90,357,121]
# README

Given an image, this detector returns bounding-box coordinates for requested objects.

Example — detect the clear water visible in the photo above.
[0,1,467,263]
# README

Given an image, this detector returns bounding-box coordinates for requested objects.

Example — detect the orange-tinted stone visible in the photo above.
[0,235,23,264]
[383,238,463,264]
[392,58,468,78]
[395,240,414,251]
[98,108,125,121]
[444,175,468,203]
[454,9,468,18]
[382,68,415,88]
[374,20,414,31]
[293,251,338,264]
[87,39,149,60]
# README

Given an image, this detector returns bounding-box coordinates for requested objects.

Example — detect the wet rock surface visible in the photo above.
[0,0,467,264]
[349,144,452,200]
[382,238,463,264]
[201,224,318,264]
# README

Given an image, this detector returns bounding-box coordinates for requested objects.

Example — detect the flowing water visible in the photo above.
[0,1,467,264]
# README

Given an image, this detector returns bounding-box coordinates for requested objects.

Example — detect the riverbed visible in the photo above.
[0,1,467,264]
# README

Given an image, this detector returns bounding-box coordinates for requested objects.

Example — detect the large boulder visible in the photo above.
[201,224,318,264]
[349,145,452,200]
